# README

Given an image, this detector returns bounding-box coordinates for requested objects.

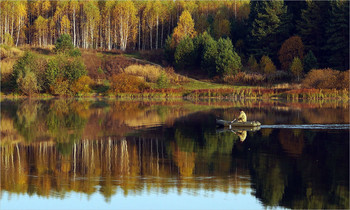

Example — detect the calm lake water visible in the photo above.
[1,99,349,210]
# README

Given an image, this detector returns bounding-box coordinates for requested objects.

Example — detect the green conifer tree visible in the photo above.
[303,50,318,73]
[174,36,195,69]
[297,1,329,67]
[325,0,349,70]
[215,38,242,76]
[248,1,290,61]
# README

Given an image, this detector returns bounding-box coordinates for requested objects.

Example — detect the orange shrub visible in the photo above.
[338,70,349,90]
[110,73,150,93]
[302,69,349,89]
[71,76,93,95]
[278,36,304,70]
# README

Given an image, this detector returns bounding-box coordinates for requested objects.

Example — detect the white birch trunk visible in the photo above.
[73,7,76,47]
[108,14,111,50]
[11,14,14,37]
[91,26,94,49]
[4,14,8,34]
[156,15,159,49]
[16,18,21,46]
[119,15,123,50]
[100,27,102,48]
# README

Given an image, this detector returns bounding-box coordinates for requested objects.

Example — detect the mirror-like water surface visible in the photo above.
[1,99,349,209]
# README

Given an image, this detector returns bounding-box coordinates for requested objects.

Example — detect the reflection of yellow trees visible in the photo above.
[1,144,28,195]
[171,142,195,177]
[1,138,251,200]
[1,117,24,144]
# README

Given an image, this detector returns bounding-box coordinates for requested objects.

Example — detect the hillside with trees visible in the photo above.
[0,0,349,98]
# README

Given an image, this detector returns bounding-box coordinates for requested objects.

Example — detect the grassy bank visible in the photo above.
[1,46,348,101]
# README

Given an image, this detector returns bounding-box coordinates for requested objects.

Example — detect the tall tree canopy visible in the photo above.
[171,10,196,48]
[297,1,329,67]
[114,0,138,51]
[0,0,348,72]
[325,0,349,70]
[248,1,289,61]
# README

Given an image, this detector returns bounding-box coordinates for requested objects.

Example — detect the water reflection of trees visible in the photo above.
[0,138,250,201]
[247,129,349,209]
[2,125,347,209]
[0,99,349,209]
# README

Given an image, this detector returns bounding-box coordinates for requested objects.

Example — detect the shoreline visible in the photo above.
[1,88,349,102]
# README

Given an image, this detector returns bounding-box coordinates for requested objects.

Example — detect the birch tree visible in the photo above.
[104,1,115,50]
[83,1,100,49]
[70,0,79,47]
[15,2,27,46]
[114,0,138,51]
[143,1,156,50]
[34,16,48,47]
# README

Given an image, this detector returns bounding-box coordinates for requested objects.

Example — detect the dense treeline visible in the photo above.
[1,0,348,71]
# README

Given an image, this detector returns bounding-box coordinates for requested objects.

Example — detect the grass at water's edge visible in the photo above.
[1,87,348,102]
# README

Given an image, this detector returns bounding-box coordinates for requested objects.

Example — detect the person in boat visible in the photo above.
[232,109,247,123]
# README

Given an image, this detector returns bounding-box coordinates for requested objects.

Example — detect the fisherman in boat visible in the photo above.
[232,109,247,123]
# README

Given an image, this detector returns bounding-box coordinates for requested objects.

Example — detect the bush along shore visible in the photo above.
[1,35,348,102]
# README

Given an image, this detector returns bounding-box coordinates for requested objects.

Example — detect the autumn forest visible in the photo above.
[0,0,349,98]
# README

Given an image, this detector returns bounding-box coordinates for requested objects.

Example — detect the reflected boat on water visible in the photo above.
[0,99,349,209]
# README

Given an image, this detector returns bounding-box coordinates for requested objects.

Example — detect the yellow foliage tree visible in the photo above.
[114,0,138,51]
[83,1,100,49]
[143,0,157,50]
[15,2,27,46]
[290,57,303,81]
[171,10,196,48]
[34,16,48,47]
[260,55,276,75]
[60,15,70,35]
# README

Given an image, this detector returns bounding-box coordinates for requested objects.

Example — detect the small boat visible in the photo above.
[216,119,261,127]
[216,126,261,133]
